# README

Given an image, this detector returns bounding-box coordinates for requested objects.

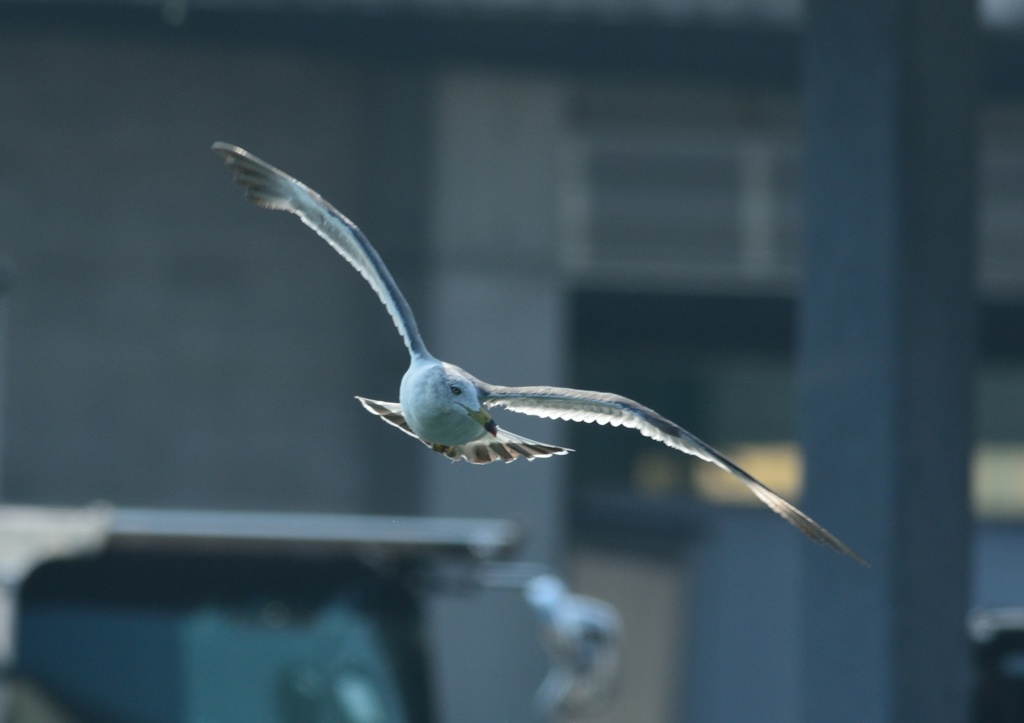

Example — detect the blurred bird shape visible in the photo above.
[524,574,623,719]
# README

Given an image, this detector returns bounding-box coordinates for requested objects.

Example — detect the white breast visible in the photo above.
[399,359,485,446]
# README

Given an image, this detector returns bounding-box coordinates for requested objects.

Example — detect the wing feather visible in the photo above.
[477,383,867,565]
[213,143,429,359]
[356,397,572,465]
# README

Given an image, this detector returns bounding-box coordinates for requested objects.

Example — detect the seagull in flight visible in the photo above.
[212,142,866,566]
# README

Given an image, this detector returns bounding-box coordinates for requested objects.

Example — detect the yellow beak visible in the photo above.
[468,408,498,436]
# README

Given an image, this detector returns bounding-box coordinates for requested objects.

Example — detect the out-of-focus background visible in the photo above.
[0,0,1020,721]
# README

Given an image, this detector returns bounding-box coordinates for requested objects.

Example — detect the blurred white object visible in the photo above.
[523,574,623,719]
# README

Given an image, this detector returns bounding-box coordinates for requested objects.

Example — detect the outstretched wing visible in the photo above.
[213,143,430,359]
[476,383,867,565]
[356,397,572,464]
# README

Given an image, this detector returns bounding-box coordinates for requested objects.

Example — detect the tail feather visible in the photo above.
[356,397,571,464]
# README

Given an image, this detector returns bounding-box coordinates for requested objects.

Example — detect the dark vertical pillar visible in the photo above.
[799,1,977,721]
[424,73,568,723]
[351,68,433,515]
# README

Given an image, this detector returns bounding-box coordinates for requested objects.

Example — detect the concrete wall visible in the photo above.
[0,24,426,513]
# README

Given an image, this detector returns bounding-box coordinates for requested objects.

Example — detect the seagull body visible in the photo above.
[400,359,484,446]
[212,142,866,565]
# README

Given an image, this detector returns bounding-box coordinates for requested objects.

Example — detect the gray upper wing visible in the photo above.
[477,382,867,565]
[213,143,429,359]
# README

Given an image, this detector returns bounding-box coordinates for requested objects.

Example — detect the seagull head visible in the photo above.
[444,375,498,436]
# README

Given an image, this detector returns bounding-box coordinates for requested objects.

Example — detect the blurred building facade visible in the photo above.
[0,1,1022,721]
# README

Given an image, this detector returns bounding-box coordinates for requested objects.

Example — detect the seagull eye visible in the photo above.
[450,385,462,395]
